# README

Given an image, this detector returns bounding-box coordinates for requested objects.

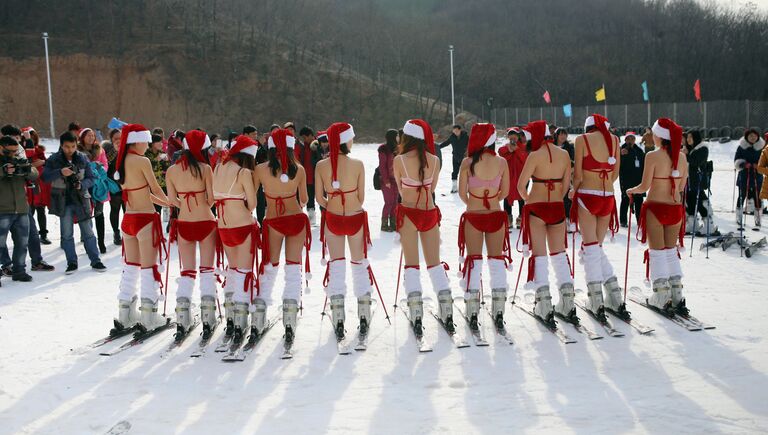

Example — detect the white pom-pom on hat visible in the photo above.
[332,180,340,189]
[672,169,680,177]
[280,173,289,183]
[113,172,120,181]
[608,156,617,165]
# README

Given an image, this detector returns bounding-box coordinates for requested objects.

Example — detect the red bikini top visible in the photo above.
[177,189,206,211]
[265,192,295,216]
[582,135,615,172]
[328,187,358,213]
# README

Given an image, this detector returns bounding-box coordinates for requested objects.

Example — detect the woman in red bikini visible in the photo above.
[626,118,688,315]
[394,119,455,334]
[457,123,511,330]
[113,124,171,333]
[165,129,218,340]
[517,120,572,325]
[212,135,258,346]
[253,128,310,346]
[314,122,375,340]
[570,114,621,321]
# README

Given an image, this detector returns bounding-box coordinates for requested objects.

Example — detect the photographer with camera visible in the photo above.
[0,134,39,282]
[685,130,717,235]
[42,132,106,274]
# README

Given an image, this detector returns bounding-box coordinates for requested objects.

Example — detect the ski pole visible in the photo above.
[732,169,737,212]
[393,249,403,308]
[689,172,703,257]
[368,266,392,324]
[623,194,633,303]
[740,168,750,257]
[162,241,171,317]
[706,171,713,259]
[511,252,524,305]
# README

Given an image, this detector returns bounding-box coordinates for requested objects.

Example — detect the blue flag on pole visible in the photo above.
[641,81,649,102]
[563,104,572,118]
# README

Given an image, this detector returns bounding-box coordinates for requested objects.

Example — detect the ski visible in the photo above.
[98,318,174,356]
[280,318,298,360]
[604,307,655,335]
[397,301,433,353]
[699,231,733,250]
[573,299,625,337]
[213,320,235,353]
[454,303,489,346]
[745,236,766,258]
[678,313,716,330]
[189,319,222,358]
[354,301,377,352]
[628,287,713,330]
[554,311,604,340]
[159,315,200,358]
[75,326,136,353]
[482,303,514,345]
[514,304,577,344]
[429,309,470,348]
[322,311,353,355]
[222,315,281,362]
[628,295,703,331]
[721,234,745,251]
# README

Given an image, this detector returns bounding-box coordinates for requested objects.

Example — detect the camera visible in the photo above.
[0,156,33,178]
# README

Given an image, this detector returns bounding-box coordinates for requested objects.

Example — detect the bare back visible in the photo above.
[394,152,440,209]
[213,161,255,228]
[122,153,162,213]
[166,163,215,222]
[459,154,509,212]
[518,144,571,204]
[645,149,689,204]
[315,155,365,215]
[254,163,308,219]
[574,130,620,192]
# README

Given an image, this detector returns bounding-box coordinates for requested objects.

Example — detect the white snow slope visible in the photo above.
[0,139,766,435]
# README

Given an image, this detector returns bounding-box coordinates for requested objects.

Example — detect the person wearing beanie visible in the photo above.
[516,120,572,326]
[111,124,171,336]
[165,129,220,342]
[315,122,381,344]
[627,118,689,315]
[394,119,456,338]
[734,128,765,229]
[684,130,717,235]
[457,123,513,333]
[570,114,622,322]
[212,134,259,350]
[253,128,311,353]
[498,127,528,229]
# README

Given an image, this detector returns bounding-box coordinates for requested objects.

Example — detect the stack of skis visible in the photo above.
[700,231,766,258]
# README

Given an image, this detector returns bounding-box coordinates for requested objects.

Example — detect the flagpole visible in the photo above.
[603,83,607,118]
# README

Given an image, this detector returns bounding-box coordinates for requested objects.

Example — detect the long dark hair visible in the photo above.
[117,144,134,185]
[181,149,209,180]
[268,148,298,179]
[230,152,255,170]
[385,129,398,153]
[469,144,496,176]
[398,134,428,182]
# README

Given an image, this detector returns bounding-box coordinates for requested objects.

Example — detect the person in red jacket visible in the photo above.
[23,127,52,245]
[498,127,528,229]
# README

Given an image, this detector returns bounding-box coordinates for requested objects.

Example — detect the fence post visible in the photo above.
[504,108,507,127]
[746,99,750,126]
[515,107,519,125]
[553,106,557,125]
[673,102,677,121]
[540,107,543,120]
[703,102,707,130]
[624,104,628,127]
[647,102,651,126]
[528,106,531,122]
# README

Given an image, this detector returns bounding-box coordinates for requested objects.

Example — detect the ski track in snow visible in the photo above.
[0,139,766,434]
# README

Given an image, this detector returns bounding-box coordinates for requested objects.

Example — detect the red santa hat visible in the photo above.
[182,130,211,163]
[317,130,328,142]
[22,126,35,134]
[584,113,616,164]
[652,118,684,177]
[228,134,259,158]
[402,119,435,155]
[267,128,296,183]
[467,123,497,156]
[114,123,152,180]
[523,120,551,151]
[326,122,355,189]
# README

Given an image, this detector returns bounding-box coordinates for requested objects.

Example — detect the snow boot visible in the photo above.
[283,299,299,344]
[533,285,555,325]
[113,295,139,334]
[388,215,397,232]
[736,205,744,228]
[232,302,249,344]
[200,295,218,339]
[308,208,316,227]
[381,217,390,232]
[174,297,192,338]
[223,291,234,338]
[358,293,372,336]
[248,298,267,343]
[585,281,606,320]
[603,276,630,319]
[330,294,346,340]
[648,278,673,312]
[437,290,455,333]
[554,283,578,321]
[465,289,481,331]
[491,288,507,329]
[138,298,166,333]
[669,276,689,316]
[451,179,458,193]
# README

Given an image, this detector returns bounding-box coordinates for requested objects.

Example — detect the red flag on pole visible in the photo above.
[543,90,551,104]
[693,79,701,101]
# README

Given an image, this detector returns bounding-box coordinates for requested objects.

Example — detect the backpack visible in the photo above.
[373,167,381,191]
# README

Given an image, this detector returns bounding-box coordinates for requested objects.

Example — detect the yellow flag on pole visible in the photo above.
[595,86,606,102]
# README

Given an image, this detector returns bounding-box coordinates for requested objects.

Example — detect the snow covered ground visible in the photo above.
[1,139,767,434]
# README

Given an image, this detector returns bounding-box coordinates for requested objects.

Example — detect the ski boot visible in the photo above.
[648,278,673,314]
[585,281,607,322]
[174,297,192,341]
[668,275,689,316]
[407,291,424,337]
[137,298,166,334]
[330,294,346,340]
[283,299,299,345]
[533,286,555,326]
[112,296,138,335]
[200,295,218,340]
[491,288,507,330]
[358,293,372,336]
[232,302,249,345]
[247,298,267,345]
[603,277,630,320]
[223,291,235,341]
[465,289,481,332]
[554,283,579,323]
[437,289,455,333]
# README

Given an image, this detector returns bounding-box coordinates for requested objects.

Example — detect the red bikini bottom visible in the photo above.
[396,205,441,232]
[519,202,566,252]
[260,213,311,275]
[170,220,217,243]
[321,210,372,261]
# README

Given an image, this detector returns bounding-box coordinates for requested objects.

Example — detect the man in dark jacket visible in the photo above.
[0,134,39,282]
[735,128,765,229]
[619,133,645,226]
[438,124,469,193]
[684,130,717,234]
[295,125,318,223]
[43,131,106,274]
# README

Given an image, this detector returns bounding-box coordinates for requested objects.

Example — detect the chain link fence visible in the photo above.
[482,100,768,140]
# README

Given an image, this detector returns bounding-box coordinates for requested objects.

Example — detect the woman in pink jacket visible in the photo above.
[378,129,398,232]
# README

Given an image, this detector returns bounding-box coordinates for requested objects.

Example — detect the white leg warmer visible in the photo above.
[175,271,196,299]
[403,267,421,296]
[427,264,453,298]
[223,268,237,298]
[351,260,373,298]
[117,263,140,301]
[667,248,683,278]
[551,252,573,288]
[325,259,347,298]
[258,264,278,306]
[582,244,603,284]
[231,269,251,304]
[599,247,615,282]
[199,268,217,298]
[283,263,303,301]
[466,258,482,292]
[487,258,508,291]
[533,255,549,287]
[648,249,670,282]
[140,267,160,302]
